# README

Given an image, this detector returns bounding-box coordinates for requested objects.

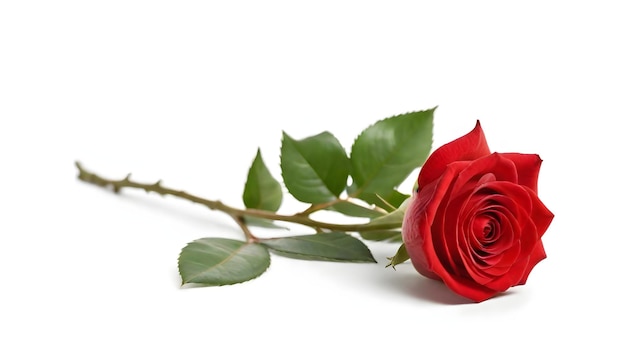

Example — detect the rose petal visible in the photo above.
[449,153,519,199]
[446,197,498,285]
[481,181,534,226]
[431,196,463,276]
[516,241,547,285]
[484,242,525,291]
[404,162,502,301]
[458,191,520,260]
[403,161,469,279]
[402,180,442,281]
[418,121,491,188]
[500,153,543,193]
[438,184,473,277]
[526,188,555,239]
[515,188,554,284]
[458,240,495,285]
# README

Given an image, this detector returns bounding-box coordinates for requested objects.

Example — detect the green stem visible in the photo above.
[233,215,259,243]
[75,162,401,233]
[299,198,344,215]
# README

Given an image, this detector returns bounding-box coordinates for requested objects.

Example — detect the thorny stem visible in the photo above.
[75,162,401,234]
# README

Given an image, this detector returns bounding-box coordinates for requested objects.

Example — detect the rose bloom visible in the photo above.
[402,121,554,302]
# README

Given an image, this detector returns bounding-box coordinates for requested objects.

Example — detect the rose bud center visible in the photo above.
[473,215,497,243]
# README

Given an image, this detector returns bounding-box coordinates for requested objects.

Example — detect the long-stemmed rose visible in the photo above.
[77,108,554,302]
[402,121,554,302]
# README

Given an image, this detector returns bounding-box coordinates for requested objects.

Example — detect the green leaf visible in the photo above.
[386,243,410,269]
[261,232,376,263]
[360,230,402,242]
[328,200,384,218]
[280,131,350,204]
[349,108,434,199]
[178,238,271,286]
[243,149,283,211]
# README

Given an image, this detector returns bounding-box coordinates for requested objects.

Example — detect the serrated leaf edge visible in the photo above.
[349,108,436,196]
[280,131,348,202]
[178,239,271,286]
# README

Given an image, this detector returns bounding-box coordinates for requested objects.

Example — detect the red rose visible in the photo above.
[402,121,554,302]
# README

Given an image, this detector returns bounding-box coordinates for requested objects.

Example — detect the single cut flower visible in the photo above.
[402,121,554,302]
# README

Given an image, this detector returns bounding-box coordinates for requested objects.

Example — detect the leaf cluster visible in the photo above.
[178,108,436,286]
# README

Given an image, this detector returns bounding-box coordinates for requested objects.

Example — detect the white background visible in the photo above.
[1,1,624,357]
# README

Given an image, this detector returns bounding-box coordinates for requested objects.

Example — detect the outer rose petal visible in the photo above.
[516,187,554,284]
[448,153,518,200]
[499,153,543,193]
[418,120,491,188]
[403,162,499,302]
[516,242,546,285]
